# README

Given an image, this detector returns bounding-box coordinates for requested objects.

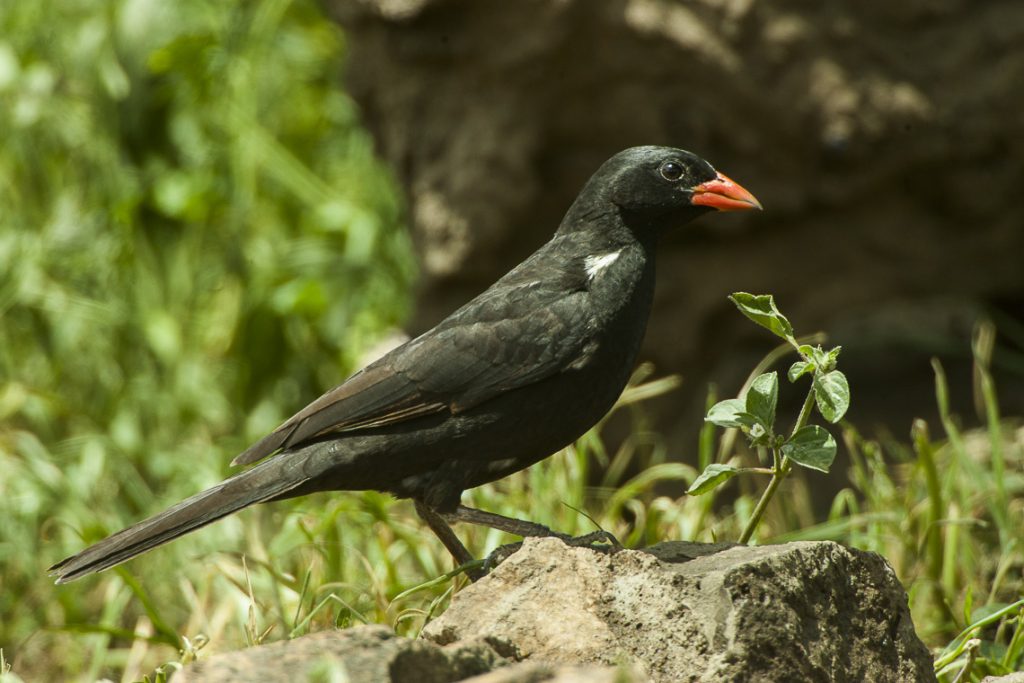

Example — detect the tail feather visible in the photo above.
[49,455,313,584]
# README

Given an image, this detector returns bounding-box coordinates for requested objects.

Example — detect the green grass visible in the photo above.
[1,2,1023,682]
[0,1,415,679]
[9,354,1022,682]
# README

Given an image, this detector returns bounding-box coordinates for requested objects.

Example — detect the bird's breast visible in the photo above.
[569,246,656,393]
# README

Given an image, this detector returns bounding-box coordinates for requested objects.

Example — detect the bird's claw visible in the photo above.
[480,530,623,574]
[482,541,524,573]
[563,529,623,552]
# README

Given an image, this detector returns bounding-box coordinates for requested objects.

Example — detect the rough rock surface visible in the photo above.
[463,661,648,683]
[172,623,643,683]
[173,625,504,683]
[327,0,1024,440]
[173,539,934,682]
[423,537,936,683]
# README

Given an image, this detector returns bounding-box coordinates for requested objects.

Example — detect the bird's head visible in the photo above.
[564,145,761,239]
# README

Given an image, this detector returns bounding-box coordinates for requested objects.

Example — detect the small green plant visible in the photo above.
[688,293,851,543]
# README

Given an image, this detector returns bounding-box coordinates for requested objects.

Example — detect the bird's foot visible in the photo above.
[481,529,623,573]
[449,504,622,548]
[437,504,622,578]
[562,529,623,552]
[482,541,524,572]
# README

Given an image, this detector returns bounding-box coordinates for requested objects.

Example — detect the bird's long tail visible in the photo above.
[48,454,315,584]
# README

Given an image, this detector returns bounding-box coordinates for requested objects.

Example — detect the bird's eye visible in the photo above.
[660,161,684,182]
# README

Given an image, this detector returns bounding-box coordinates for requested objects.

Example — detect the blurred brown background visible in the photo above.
[327,0,1024,450]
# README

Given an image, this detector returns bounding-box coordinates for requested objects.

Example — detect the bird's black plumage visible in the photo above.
[49,146,760,583]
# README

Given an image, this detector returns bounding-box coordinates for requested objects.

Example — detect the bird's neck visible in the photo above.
[556,203,657,254]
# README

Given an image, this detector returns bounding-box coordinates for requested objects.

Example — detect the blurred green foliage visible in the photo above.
[0,0,413,676]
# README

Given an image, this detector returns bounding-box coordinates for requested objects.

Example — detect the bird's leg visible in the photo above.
[448,504,622,563]
[413,499,485,582]
[447,504,569,539]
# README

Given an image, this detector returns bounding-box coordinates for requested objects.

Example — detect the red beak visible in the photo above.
[690,172,762,212]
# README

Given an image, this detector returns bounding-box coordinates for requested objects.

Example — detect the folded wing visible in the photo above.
[233,277,593,466]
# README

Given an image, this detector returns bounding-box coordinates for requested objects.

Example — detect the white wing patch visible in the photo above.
[584,250,622,280]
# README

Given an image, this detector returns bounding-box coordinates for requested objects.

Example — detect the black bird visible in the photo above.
[50,146,760,584]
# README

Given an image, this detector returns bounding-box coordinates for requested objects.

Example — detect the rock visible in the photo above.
[422,537,936,682]
[172,540,934,682]
[173,626,644,683]
[173,625,505,683]
[326,0,1024,441]
[982,675,1024,683]
[462,661,648,683]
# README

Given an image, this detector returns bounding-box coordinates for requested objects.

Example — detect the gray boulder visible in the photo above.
[423,537,936,682]
[173,625,504,683]
[174,538,935,682]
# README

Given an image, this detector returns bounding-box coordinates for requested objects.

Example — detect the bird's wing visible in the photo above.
[232,276,594,466]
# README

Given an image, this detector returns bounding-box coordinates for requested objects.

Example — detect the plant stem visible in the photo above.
[738,450,789,544]
[739,386,817,544]
[788,384,818,440]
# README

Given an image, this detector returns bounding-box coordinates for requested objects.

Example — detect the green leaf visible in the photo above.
[687,463,740,495]
[788,361,811,382]
[814,370,850,422]
[745,372,778,429]
[705,398,747,428]
[782,425,837,473]
[728,293,795,343]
